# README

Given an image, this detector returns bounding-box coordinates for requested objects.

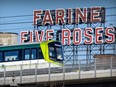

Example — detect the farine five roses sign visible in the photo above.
[20,7,115,45]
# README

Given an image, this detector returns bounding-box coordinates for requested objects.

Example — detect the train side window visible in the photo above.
[31,49,37,59]
[39,48,44,59]
[49,47,55,58]
[5,51,19,61]
[24,49,30,60]
[0,52,3,62]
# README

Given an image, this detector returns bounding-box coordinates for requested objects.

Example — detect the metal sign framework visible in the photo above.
[34,21,116,66]
[33,7,116,66]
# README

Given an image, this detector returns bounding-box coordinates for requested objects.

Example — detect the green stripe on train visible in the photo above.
[0,43,40,51]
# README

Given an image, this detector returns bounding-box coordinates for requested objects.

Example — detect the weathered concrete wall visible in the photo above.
[0,32,18,46]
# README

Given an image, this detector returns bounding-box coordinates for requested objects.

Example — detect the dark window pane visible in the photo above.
[39,48,43,59]
[5,51,19,61]
[56,47,63,60]
[0,52,3,62]
[25,49,30,60]
[48,42,63,61]
[49,47,55,58]
[31,49,36,59]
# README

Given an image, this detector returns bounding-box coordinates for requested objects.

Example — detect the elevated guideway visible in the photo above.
[0,58,116,86]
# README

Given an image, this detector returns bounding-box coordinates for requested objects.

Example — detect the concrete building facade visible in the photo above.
[0,32,18,46]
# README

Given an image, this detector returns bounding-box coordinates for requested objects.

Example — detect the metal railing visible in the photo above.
[0,58,116,86]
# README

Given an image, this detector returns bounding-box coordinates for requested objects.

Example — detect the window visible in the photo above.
[31,49,37,59]
[39,48,44,59]
[24,49,30,60]
[56,47,63,60]
[49,47,56,58]
[5,51,19,61]
[48,42,64,61]
[0,52,3,62]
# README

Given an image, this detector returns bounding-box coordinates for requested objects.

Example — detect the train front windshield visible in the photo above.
[48,42,64,62]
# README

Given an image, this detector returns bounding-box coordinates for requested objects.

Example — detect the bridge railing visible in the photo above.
[0,58,116,86]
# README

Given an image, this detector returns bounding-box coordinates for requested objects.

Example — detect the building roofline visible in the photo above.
[0,32,18,35]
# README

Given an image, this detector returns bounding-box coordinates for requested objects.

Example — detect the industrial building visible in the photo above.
[0,32,18,46]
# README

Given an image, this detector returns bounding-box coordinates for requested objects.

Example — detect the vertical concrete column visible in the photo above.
[63,61,65,80]
[63,61,65,87]
[35,63,37,82]
[79,60,81,79]
[48,62,51,81]
[3,65,6,85]
[94,58,96,78]
[110,58,112,76]
[20,64,22,83]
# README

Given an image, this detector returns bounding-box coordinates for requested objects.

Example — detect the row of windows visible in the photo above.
[24,49,37,60]
[0,48,43,62]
